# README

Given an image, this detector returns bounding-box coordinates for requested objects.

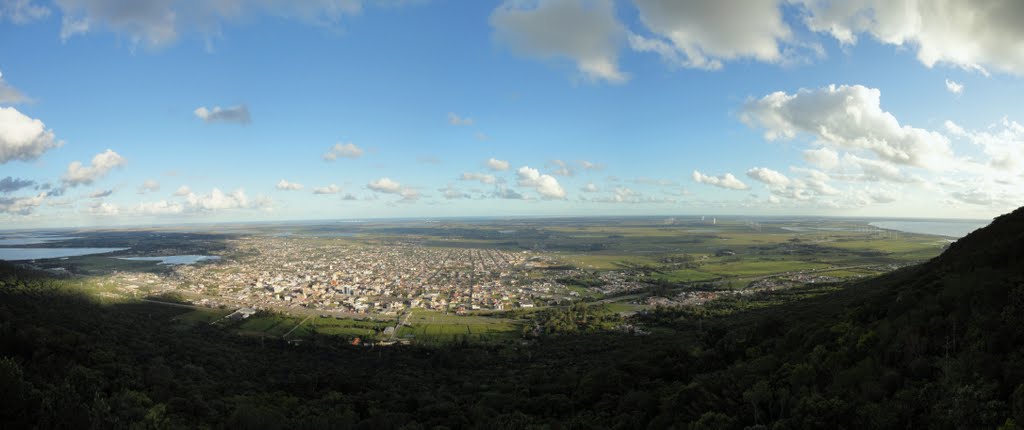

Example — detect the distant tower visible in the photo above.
[701,216,705,221]
[713,218,717,225]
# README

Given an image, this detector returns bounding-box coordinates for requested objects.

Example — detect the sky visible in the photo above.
[1,0,1023,228]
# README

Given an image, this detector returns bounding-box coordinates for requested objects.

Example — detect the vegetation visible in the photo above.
[0,209,1019,428]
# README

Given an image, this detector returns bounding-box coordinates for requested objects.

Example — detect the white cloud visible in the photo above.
[581,182,598,192]
[448,112,473,126]
[491,0,627,83]
[0,106,61,164]
[843,153,920,183]
[313,184,341,194]
[486,157,510,171]
[692,170,748,190]
[87,201,119,216]
[173,185,191,196]
[517,165,566,199]
[548,159,574,176]
[194,105,250,124]
[138,179,160,194]
[745,167,791,186]
[439,185,467,200]
[578,160,604,170]
[136,200,185,215]
[797,0,1024,75]
[52,0,363,48]
[0,192,46,215]
[1,0,51,24]
[323,142,363,160]
[62,149,126,186]
[802,147,840,169]
[741,84,953,168]
[629,0,793,70]
[460,172,497,184]
[948,117,1024,171]
[185,188,268,211]
[945,79,964,94]
[367,177,403,193]
[276,179,304,191]
[0,70,30,104]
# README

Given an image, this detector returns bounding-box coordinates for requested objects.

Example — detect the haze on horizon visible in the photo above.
[2,0,1022,228]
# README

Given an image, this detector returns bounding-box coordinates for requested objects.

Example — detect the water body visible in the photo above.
[0,247,128,261]
[869,220,989,238]
[0,236,79,245]
[118,255,221,265]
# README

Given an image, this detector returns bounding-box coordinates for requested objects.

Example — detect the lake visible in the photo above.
[117,255,221,265]
[0,236,79,245]
[869,220,990,238]
[0,247,128,261]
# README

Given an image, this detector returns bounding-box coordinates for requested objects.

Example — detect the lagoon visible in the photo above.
[0,247,128,261]
[117,255,221,265]
[869,220,989,238]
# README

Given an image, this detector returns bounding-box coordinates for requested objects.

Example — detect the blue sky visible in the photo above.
[2,0,1023,227]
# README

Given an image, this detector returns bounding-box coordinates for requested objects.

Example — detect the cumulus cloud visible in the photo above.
[741,84,953,168]
[491,0,627,83]
[0,70,30,104]
[323,142,363,160]
[745,167,790,186]
[581,182,598,193]
[0,106,61,164]
[692,170,748,190]
[945,79,964,94]
[947,117,1024,171]
[629,0,793,70]
[517,166,566,199]
[367,177,402,193]
[366,177,420,201]
[136,200,185,215]
[173,185,191,196]
[51,0,363,48]
[448,112,473,126]
[313,184,341,194]
[62,149,126,187]
[439,185,467,200]
[486,157,510,171]
[185,188,269,211]
[803,147,840,169]
[87,201,119,216]
[276,179,304,191]
[548,159,574,176]
[138,179,160,194]
[843,153,921,183]
[194,105,250,124]
[0,176,35,193]
[797,0,1024,75]
[460,172,497,184]
[0,192,45,215]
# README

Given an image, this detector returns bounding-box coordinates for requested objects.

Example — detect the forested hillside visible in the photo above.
[2,207,1024,429]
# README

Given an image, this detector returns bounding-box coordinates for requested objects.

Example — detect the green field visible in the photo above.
[395,310,521,344]
[174,308,233,326]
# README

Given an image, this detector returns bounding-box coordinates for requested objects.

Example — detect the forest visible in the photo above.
[1,206,1023,429]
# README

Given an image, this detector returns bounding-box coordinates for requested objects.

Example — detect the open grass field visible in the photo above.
[396,310,521,344]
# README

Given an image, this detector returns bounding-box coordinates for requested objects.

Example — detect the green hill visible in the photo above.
[1,208,1023,429]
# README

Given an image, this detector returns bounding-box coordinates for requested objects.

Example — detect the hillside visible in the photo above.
[1,208,1023,429]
